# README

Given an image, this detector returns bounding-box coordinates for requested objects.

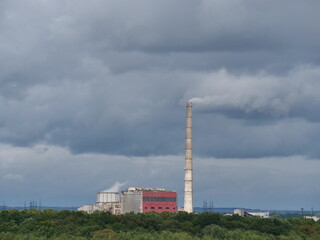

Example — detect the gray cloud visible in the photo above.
[193,115,320,158]
[3,65,320,159]
[64,0,320,53]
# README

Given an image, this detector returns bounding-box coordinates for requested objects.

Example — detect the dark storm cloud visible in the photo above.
[57,0,320,74]
[67,0,319,52]
[0,0,320,159]
[0,68,193,155]
[193,114,320,158]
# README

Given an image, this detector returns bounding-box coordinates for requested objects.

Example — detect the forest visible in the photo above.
[1,209,320,240]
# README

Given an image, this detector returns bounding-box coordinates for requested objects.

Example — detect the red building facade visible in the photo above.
[142,190,177,213]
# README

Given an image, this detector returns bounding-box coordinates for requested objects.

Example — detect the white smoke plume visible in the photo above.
[102,182,126,192]
[187,66,320,120]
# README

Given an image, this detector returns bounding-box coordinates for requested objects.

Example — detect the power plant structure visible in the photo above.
[78,101,193,214]
[78,187,177,214]
[77,102,273,217]
[184,101,193,213]
[78,192,122,214]
[122,187,177,213]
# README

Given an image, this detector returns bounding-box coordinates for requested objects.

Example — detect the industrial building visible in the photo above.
[78,187,177,214]
[305,216,320,221]
[122,187,177,213]
[233,209,270,218]
[78,192,122,214]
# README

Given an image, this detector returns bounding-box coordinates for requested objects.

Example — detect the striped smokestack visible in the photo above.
[184,101,193,213]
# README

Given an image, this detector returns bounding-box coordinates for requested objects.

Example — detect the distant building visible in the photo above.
[233,209,269,218]
[305,216,320,221]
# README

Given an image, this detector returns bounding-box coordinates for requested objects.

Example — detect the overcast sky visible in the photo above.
[1,0,320,210]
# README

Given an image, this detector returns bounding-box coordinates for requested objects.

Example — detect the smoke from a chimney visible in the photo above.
[102,182,126,192]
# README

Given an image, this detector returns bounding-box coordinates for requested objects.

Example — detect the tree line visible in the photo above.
[1,209,320,239]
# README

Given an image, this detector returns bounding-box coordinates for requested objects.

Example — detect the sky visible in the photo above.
[0,0,320,210]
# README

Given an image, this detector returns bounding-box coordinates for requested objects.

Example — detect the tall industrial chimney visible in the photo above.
[184,102,193,213]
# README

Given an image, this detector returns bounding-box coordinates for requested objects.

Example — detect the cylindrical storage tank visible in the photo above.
[96,192,120,204]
